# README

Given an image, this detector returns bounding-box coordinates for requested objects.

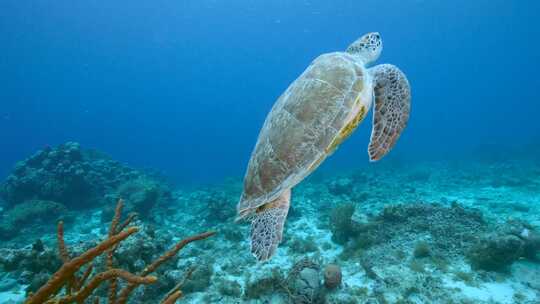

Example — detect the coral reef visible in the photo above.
[0,142,158,210]
[243,267,284,300]
[467,220,540,271]
[186,183,240,225]
[0,142,175,241]
[1,153,540,303]
[413,241,431,258]
[288,236,319,255]
[23,199,215,304]
[329,203,358,245]
[0,240,62,289]
[200,189,237,223]
[327,177,354,197]
[104,177,172,219]
[284,258,325,304]
[241,257,327,303]
[468,234,524,272]
[367,202,486,256]
[181,263,213,294]
[0,200,70,240]
[217,278,242,297]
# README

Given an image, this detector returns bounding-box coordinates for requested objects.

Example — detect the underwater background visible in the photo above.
[1,1,540,303]
[2,0,540,184]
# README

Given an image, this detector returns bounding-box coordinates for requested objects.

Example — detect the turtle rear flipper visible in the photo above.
[368,64,411,161]
[250,189,290,261]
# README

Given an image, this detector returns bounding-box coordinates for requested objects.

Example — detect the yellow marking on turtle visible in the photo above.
[306,97,367,174]
[326,102,367,153]
[256,201,273,213]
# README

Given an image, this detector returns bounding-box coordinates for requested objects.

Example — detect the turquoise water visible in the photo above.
[0,1,539,303]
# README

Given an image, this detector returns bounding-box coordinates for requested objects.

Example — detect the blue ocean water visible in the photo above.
[1,0,539,185]
[1,2,540,303]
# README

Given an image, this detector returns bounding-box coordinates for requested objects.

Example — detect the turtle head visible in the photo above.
[346,32,382,65]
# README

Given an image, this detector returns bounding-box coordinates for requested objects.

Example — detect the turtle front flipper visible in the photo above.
[250,189,291,261]
[368,64,411,161]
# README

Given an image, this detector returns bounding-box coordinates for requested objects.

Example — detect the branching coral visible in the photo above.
[24,199,215,304]
[116,230,216,304]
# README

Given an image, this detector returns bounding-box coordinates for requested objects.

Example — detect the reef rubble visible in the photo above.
[0,144,539,303]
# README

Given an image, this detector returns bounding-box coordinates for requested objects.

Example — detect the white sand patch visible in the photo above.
[343,268,368,289]
[512,261,540,290]
[0,289,26,303]
[443,276,537,303]
[288,214,342,259]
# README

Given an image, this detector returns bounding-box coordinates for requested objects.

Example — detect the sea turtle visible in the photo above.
[237,32,411,261]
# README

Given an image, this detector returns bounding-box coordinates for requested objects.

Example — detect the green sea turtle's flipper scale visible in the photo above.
[250,189,290,261]
[368,64,411,161]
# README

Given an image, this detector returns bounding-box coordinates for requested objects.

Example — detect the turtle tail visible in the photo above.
[250,189,291,261]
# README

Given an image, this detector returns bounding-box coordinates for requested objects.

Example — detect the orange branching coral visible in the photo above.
[107,199,127,304]
[161,290,183,304]
[116,231,216,304]
[159,266,195,304]
[55,270,157,304]
[24,199,215,304]
[116,212,137,234]
[25,225,140,304]
[57,221,70,263]
[56,221,75,293]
